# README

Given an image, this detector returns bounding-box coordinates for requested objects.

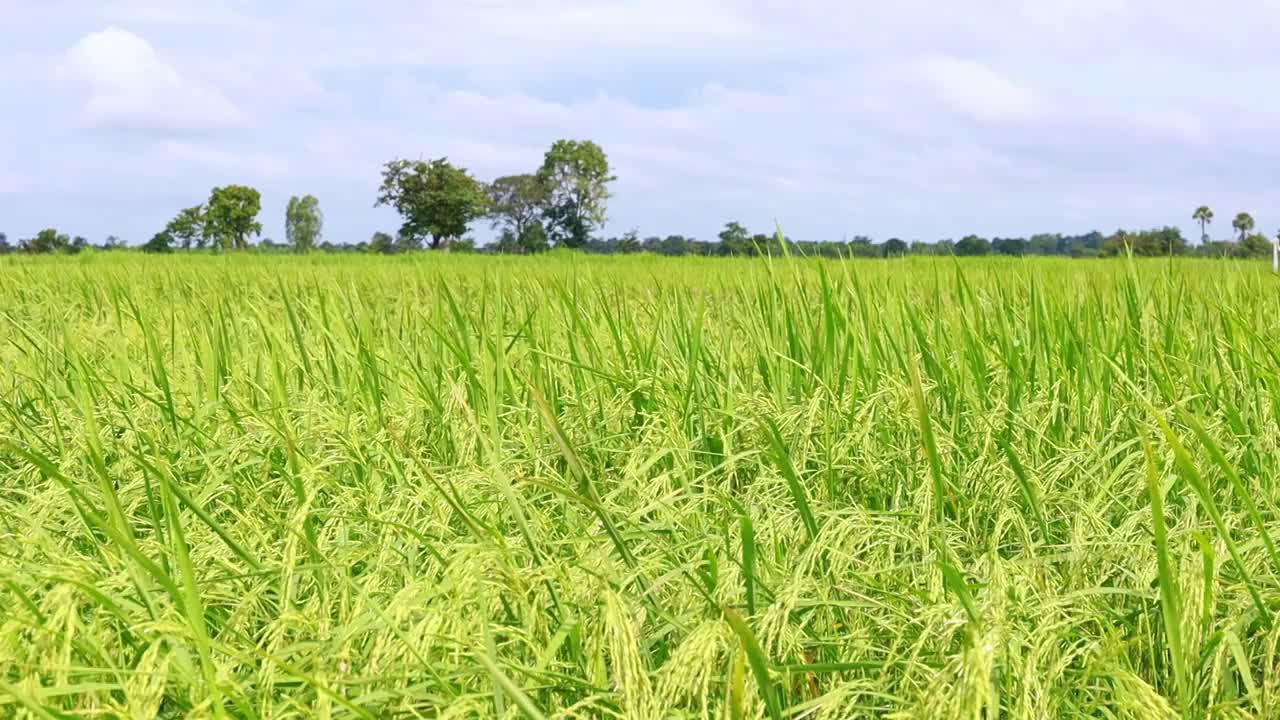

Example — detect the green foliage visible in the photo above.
[1233,212,1255,242]
[494,221,550,255]
[141,230,174,253]
[1102,226,1187,256]
[203,185,263,250]
[21,228,70,253]
[166,205,206,250]
[538,139,615,248]
[518,221,549,254]
[285,195,324,253]
[367,231,396,254]
[1193,205,1213,242]
[376,158,489,249]
[992,237,1026,256]
[954,234,991,256]
[487,174,550,238]
[1240,232,1272,258]
[882,237,908,257]
[718,221,752,256]
[847,237,879,257]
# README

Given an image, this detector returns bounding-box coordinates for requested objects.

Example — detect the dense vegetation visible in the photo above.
[1,139,1275,258]
[3,253,1280,717]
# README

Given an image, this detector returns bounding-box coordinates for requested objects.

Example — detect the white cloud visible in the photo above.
[916,55,1043,120]
[58,27,244,133]
[5,1,1280,244]
[156,141,287,177]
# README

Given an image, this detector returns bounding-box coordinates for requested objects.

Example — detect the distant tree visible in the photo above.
[451,237,476,253]
[394,227,422,252]
[1240,232,1271,258]
[1026,233,1059,255]
[1151,226,1186,255]
[68,236,89,254]
[882,238,908,257]
[955,235,991,256]
[495,229,521,254]
[204,186,262,250]
[1233,212,1255,243]
[848,237,878,257]
[376,158,489,249]
[1100,232,1126,257]
[488,174,550,240]
[747,233,778,254]
[1078,231,1106,255]
[992,237,1027,256]
[166,205,206,249]
[368,231,396,255]
[717,221,751,256]
[538,139,615,248]
[0,232,9,254]
[142,230,174,253]
[1195,240,1239,258]
[23,228,69,253]
[617,229,641,254]
[99,235,125,251]
[1105,226,1187,256]
[1193,206,1213,243]
[285,194,323,253]
[519,221,550,254]
[657,235,689,256]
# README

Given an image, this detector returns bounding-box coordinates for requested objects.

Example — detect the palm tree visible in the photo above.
[1233,212,1255,243]
[1193,206,1213,243]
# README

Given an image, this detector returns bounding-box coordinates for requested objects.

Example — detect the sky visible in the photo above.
[2,0,1280,246]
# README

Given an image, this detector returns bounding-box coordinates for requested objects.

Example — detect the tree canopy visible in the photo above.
[204,186,263,250]
[376,158,489,249]
[285,195,324,253]
[166,206,206,250]
[1233,212,1255,242]
[538,140,615,249]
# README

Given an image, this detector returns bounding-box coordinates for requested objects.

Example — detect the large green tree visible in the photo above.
[487,174,550,240]
[285,195,324,253]
[1233,212,1255,243]
[166,205,206,249]
[376,158,489,249]
[1192,206,1213,243]
[538,140,615,248]
[204,186,262,250]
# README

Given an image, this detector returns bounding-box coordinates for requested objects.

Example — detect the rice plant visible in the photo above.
[3,252,1280,718]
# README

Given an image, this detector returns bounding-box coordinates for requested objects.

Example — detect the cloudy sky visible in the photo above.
[3,0,1279,245]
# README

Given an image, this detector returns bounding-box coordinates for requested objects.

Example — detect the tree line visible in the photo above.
[1,137,1275,259]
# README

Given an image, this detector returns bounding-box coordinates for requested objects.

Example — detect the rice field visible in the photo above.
[3,252,1280,718]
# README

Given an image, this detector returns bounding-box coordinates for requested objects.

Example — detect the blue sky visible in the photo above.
[3,0,1280,246]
